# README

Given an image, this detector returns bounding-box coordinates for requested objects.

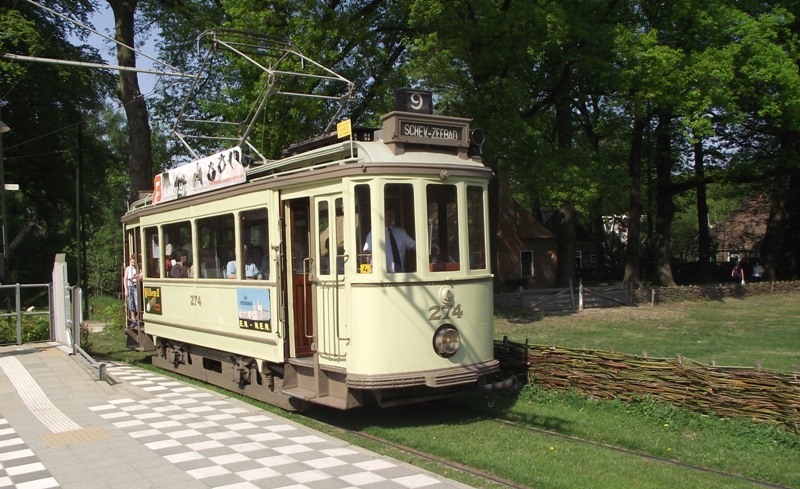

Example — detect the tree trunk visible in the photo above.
[555,200,577,288]
[590,205,607,281]
[107,0,153,193]
[624,114,646,286]
[694,140,711,282]
[653,111,676,286]
[781,168,800,279]
[761,174,787,281]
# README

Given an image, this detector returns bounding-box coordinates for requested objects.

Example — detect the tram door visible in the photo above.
[287,198,314,357]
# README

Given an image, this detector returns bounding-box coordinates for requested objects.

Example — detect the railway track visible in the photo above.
[306,402,794,489]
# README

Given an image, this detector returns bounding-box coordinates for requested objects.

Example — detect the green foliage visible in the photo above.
[0,315,49,344]
[102,302,125,331]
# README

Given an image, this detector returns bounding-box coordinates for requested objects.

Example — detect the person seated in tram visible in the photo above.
[226,244,260,279]
[199,248,221,278]
[250,245,269,280]
[363,208,415,273]
[169,249,189,278]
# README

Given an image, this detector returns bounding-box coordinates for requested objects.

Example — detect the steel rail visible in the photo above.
[427,403,794,489]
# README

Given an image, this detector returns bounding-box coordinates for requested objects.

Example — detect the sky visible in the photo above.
[83,4,160,96]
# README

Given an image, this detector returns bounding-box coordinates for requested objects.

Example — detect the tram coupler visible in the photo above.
[478,375,520,393]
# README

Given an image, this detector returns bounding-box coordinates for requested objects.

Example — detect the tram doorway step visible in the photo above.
[282,363,363,410]
[124,326,155,351]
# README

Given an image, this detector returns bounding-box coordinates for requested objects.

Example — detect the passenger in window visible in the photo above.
[250,246,269,280]
[199,248,220,278]
[170,249,189,278]
[227,244,260,279]
[363,208,415,273]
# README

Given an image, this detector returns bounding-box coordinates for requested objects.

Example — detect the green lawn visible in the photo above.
[494,291,800,371]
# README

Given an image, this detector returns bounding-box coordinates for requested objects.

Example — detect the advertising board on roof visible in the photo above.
[152,146,246,204]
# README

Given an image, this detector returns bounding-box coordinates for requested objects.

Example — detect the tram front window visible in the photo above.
[427,184,460,272]
[355,184,372,274]
[362,183,416,274]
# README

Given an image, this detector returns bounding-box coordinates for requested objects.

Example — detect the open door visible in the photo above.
[288,198,314,357]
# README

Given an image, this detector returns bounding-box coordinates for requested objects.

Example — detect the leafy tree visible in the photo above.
[1,1,116,289]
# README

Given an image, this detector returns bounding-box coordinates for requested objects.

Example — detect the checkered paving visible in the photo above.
[0,417,58,488]
[94,365,459,489]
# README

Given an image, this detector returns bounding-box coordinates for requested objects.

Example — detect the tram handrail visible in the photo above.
[302,257,313,340]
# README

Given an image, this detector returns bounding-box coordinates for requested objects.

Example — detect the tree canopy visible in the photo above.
[3,0,800,292]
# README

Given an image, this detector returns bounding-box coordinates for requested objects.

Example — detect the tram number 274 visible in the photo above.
[428,304,464,321]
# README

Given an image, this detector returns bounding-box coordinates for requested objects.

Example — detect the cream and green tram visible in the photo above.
[122,109,501,410]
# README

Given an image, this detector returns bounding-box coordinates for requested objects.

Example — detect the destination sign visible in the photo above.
[399,121,463,141]
[382,111,472,156]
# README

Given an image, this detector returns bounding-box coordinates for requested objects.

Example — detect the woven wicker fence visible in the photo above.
[494,339,800,433]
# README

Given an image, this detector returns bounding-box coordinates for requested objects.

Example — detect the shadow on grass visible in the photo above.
[303,389,575,438]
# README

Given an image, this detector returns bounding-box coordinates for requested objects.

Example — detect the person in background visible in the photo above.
[752,261,764,283]
[123,255,141,327]
[732,261,746,285]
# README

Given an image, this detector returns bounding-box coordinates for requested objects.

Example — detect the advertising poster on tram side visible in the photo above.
[152,146,246,204]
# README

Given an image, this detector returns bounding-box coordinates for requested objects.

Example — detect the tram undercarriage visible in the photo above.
[132,331,499,412]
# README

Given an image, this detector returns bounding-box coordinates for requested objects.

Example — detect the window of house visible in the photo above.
[521,250,534,277]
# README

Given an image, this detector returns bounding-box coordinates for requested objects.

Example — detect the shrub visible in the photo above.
[102,302,125,331]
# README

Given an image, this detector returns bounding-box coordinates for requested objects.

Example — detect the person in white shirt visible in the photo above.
[227,244,260,279]
[123,255,141,326]
[363,208,415,273]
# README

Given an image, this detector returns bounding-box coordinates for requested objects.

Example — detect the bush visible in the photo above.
[102,302,125,331]
[0,315,50,344]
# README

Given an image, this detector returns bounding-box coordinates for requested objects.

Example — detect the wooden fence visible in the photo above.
[496,280,635,315]
[494,339,800,433]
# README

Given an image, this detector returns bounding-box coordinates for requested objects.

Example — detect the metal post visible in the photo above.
[15,283,21,345]
[0,109,7,286]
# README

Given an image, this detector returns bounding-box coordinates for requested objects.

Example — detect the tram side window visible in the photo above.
[467,186,487,270]
[162,221,192,278]
[355,184,372,274]
[382,183,416,273]
[318,201,330,275]
[196,213,234,279]
[317,199,345,276]
[239,208,269,280]
[144,227,160,278]
[335,198,344,275]
[427,184,460,272]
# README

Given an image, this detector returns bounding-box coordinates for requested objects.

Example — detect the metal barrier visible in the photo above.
[0,283,52,346]
[65,285,107,381]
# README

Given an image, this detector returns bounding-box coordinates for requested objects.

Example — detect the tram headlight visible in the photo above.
[433,325,460,358]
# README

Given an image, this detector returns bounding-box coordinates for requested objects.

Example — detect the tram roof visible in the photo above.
[126,111,487,214]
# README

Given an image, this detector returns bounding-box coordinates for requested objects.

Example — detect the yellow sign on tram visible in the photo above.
[337,119,352,139]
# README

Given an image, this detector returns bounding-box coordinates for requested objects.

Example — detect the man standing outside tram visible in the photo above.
[123,255,142,328]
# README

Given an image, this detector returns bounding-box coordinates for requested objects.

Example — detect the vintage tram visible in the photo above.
[121,32,508,411]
